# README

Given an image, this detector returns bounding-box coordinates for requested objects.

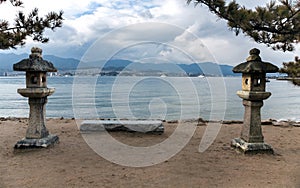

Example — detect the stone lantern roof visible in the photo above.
[233,48,278,73]
[13,47,57,72]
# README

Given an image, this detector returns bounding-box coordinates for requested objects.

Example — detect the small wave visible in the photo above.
[277,117,300,123]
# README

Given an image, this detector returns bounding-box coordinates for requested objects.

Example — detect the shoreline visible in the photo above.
[1,116,300,127]
[277,77,300,86]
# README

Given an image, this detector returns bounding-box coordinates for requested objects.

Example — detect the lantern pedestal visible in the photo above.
[14,90,59,149]
[241,100,264,143]
[231,93,274,154]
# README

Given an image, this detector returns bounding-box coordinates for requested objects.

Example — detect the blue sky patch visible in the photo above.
[75,2,103,17]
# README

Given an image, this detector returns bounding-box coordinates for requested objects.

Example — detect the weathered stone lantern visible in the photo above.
[231,48,278,154]
[13,47,59,148]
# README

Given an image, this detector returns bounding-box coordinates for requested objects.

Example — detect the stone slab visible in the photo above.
[14,134,59,149]
[80,120,164,134]
[231,138,274,154]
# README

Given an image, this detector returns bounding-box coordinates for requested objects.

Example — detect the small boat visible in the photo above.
[160,74,167,77]
[198,75,205,78]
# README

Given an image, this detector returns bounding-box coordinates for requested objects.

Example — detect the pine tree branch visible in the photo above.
[187,0,300,51]
[0,0,63,50]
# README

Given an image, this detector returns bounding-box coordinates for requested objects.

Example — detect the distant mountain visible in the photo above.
[178,62,235,76]
[178,63,202,75]
[115,62,235,76]
[103,59,132,69]
[0,53,28,70]
[0,53,236,76]
[43,55,79,70]
[0,53,80,71]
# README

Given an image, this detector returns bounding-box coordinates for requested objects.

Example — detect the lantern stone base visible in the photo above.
[231,138,274,154]
[14,134,59,149]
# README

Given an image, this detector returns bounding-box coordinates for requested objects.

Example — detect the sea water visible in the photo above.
[0,76,299,121]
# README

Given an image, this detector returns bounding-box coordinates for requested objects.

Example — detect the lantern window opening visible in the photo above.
[253,78,261,87]
[42,76,46,83]
[31,75,38,85]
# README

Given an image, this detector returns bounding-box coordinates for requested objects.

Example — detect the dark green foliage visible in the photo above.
[280,56,300,77]
[0,0,63,49]
[187,0,299,52]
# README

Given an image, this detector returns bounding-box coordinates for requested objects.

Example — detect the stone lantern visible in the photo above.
[231,48,278,154]
[13,47,59,148]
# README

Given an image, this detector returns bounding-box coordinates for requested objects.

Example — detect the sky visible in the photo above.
[0,0,299,66]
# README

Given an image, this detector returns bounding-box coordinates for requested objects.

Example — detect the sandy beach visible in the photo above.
[0,117,299,188]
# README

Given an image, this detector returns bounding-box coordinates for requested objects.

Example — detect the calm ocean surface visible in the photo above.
[1,76,299,121]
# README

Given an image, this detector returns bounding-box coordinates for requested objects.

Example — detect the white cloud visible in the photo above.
[0,0,298,66]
